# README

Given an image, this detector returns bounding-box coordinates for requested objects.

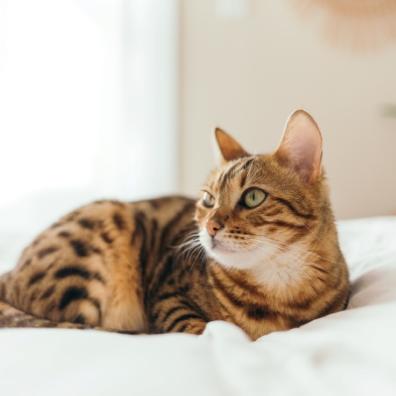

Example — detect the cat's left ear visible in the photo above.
[215,127,249,162]
[275,110,323,184]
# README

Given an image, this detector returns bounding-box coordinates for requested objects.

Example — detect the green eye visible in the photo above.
[241,188,267,209]
[202,191,215,208]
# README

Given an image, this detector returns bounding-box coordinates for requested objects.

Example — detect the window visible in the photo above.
[0,0,178,267]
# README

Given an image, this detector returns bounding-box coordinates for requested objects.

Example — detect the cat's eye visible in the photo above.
[202,191,215,208]
[241,188,267,209]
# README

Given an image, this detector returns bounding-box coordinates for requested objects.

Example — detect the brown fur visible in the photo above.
[0,111,349,340]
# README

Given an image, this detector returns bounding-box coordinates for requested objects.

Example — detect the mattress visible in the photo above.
[1,217,396,396]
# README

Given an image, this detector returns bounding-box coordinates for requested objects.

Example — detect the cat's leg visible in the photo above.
[0,201,146,332]
[151,296,208,335]
[1,268,105,328]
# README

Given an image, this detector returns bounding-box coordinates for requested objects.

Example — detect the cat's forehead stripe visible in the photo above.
[217,161,240,190]
[217,156,256,191]
[239,157,256,188]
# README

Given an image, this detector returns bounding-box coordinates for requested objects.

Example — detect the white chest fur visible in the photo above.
[250,247,310,291]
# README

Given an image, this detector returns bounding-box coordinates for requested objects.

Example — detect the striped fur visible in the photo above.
[0,111,349,340]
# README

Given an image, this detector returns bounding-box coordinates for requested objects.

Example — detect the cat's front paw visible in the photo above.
[180,320,207,335]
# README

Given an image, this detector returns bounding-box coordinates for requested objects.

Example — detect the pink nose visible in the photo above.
[207,219,223,237]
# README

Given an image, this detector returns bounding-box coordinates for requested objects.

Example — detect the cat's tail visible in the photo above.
[0,270,10,300]
[0,300,86,329]
[0,299,141,333]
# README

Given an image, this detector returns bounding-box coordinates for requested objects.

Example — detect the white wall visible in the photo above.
[179,0,396,219]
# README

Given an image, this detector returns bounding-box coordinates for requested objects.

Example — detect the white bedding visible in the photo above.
[1,217,396,396]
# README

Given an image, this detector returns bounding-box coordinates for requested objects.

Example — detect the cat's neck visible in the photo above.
[209,242,337,300]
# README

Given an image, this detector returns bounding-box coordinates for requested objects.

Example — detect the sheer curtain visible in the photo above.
[0,0,178,266]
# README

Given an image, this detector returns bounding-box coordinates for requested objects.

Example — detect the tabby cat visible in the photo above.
[0,110,349,340]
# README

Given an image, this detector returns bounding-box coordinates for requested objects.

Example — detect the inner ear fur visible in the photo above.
[274,109,323,184]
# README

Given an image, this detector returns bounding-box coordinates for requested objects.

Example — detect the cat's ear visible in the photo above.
[275,110,323,183]
[215,127,249,162]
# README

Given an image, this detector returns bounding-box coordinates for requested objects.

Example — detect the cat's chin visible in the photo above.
[203,242,264,269]
[208,248,262,270]
[199,231,270,270]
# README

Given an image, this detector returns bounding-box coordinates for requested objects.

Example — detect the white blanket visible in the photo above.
[1,217,396,396]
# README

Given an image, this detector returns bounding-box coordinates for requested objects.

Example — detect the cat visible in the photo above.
[0,110,349,340]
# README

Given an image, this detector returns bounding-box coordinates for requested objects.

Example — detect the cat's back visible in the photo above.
[18,195,196,269]
[0,195,196,331]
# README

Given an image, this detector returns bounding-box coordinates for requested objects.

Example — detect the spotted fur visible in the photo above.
[0,110,349,340]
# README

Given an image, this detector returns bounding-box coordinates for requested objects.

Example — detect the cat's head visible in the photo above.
[195,110,331,270]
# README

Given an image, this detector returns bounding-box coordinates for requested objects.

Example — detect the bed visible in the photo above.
[1,216,396,395]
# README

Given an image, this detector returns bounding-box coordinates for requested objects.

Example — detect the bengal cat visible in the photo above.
[0,110,349,340]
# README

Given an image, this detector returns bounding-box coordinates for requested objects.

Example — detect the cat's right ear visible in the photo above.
[274,109,323,184]
[215,128,249,163]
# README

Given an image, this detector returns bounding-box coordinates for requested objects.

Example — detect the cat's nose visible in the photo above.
[207,219,223,237]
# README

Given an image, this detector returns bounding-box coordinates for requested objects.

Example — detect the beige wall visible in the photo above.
[179,0,396,219]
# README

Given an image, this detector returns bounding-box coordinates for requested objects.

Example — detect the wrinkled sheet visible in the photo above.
[1,217,396,396]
